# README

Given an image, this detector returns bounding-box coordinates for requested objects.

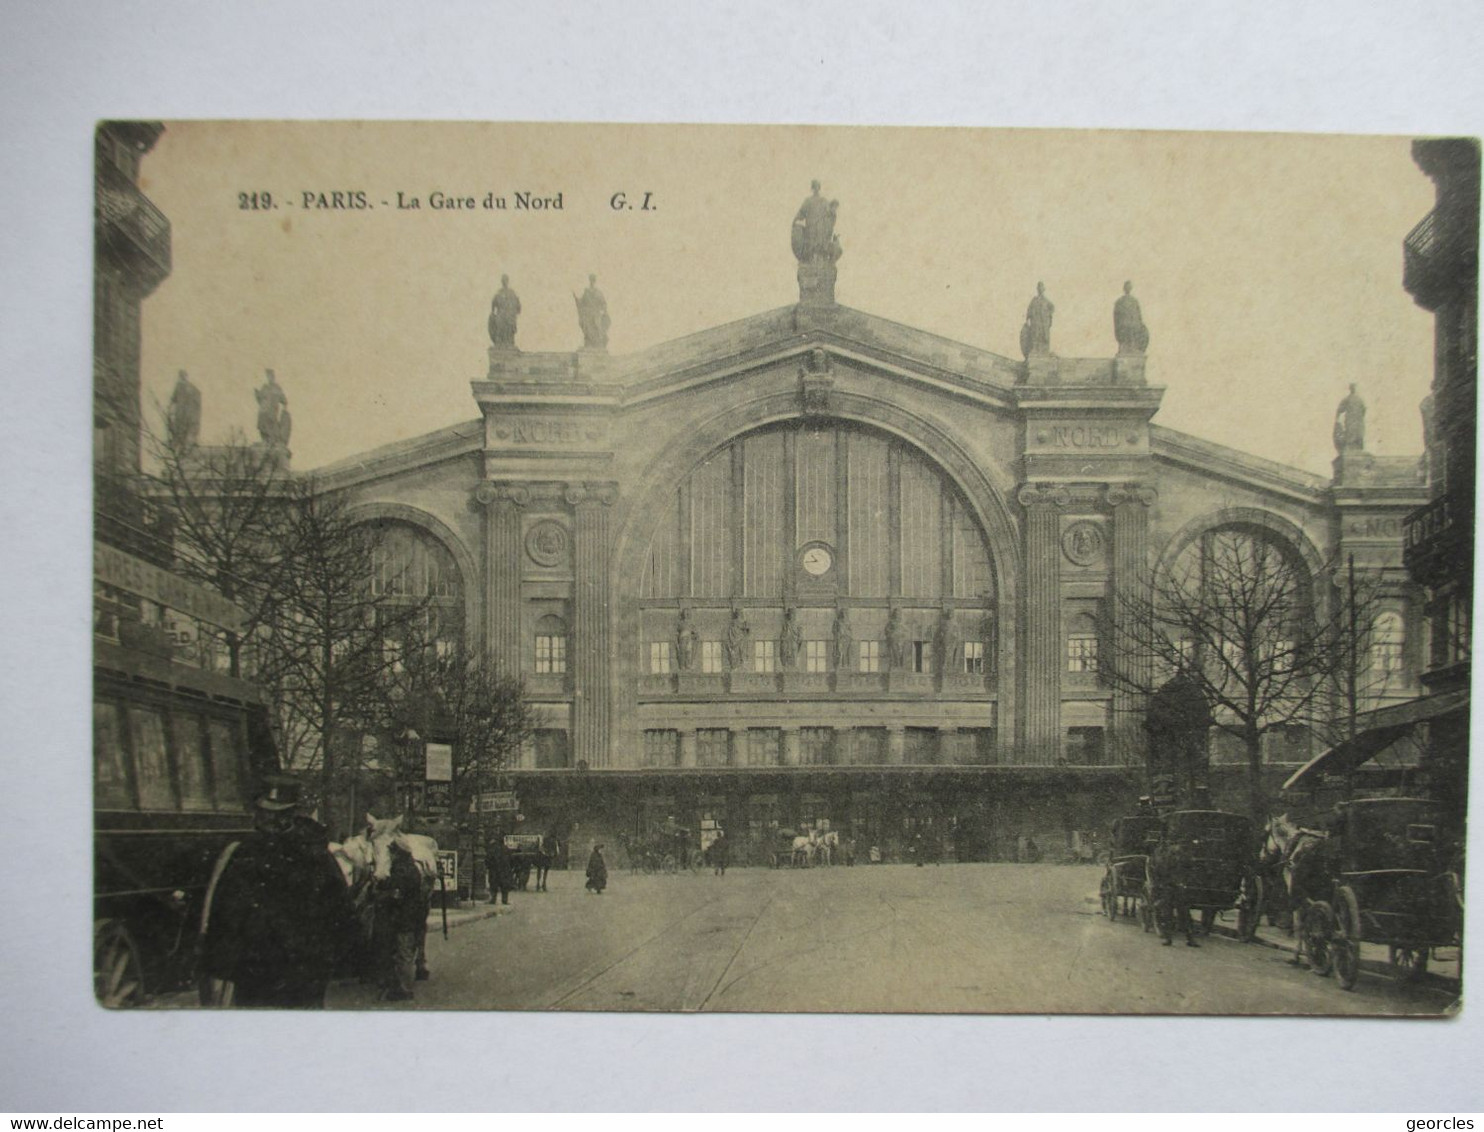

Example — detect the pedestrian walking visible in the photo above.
[710,831,731,876]
[373,839,425,1001]
[585,843,609,894]
[198,774,357,1009]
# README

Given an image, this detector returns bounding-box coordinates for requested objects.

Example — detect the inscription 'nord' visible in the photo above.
[1047,425,1131,449]
[503,418,583,444]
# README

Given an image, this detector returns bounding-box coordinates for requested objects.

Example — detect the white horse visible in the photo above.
[791,832,817,868]
[332,812,441,885]
[814,830,839,866]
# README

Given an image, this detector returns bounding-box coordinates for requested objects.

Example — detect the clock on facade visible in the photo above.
[800,543,834,576]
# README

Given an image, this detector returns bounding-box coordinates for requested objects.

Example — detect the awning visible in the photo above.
[1281,690,1469,792]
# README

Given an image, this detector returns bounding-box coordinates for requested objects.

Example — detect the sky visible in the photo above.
[136,122,1438,477]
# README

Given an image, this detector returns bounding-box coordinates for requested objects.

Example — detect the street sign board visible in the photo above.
[425,742,453,782]
[476,791,519,813]
[424,781,452,813]
[433,850,458,887]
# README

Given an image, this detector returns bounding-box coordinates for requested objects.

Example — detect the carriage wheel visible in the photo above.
[1236,875,1264,943]
[1388,946,1429,982]
[94,920,145,1009]
[1100,870,1117,920]
[641,854,656,875]
[1302,901,1335,977]
[1333,887,1362,992]
[662,853,678,875]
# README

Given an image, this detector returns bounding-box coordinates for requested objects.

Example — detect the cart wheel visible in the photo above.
[662,853,678,875]
[1100,870,1117,920]
[641,855,656,875]
[1302,901,1335,977]
[1236,875,1264,943]
[94,919,145,1009]
[1333,887,1362,991]
[1388,945,1429,982]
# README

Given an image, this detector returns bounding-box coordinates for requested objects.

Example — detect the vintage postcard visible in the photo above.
[93,121,1472,1015]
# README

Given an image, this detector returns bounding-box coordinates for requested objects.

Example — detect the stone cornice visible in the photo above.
[309,419,484,490]
[1150,424,1328,504]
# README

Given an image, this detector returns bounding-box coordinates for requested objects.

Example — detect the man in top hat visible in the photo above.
[199,773,357,1008]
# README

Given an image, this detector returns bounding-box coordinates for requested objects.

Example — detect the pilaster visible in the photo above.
[569,480,617,768]
[781,727,801,768]
[1106,484,1157,752]
[1018,484,1069,764]
[475,482,529,675]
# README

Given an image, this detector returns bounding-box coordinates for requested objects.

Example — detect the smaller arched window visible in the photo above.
[1372,611,1405,674]
[535,614,568,675]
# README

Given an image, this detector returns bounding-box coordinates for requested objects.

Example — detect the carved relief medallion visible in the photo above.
[1061,520,1105,567]
[524,520,570,567]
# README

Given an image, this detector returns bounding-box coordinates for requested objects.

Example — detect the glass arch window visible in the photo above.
[363,520,465,654]
[638,422,996,604]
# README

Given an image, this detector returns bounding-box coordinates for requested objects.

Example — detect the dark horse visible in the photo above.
[1263,814,1336,971]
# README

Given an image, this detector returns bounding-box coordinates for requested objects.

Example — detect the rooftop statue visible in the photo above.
[1020,282,1054,358]
[488,274,521,349]
[1113,280,1150,354]
[1333,383,1367,453]
[254,369,291,449]
[574,273,611,350]
[167,369,201,450]
[792,181,841,265]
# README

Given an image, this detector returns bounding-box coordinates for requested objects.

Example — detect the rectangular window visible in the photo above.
[94,700,133,809]
[127,705,176,810]
[1067,635,1099,673]
[536,634,567,675]
[1064,726,1106,765]
[700,640,724,674]
[697,728,731,767]
[649,640,673,674]
[747,728,780,767]
[851,727,888,765]
[171,711,214,811]
[799,727,834,766]
[904,726,938,764]
[643,729,679,768]
[206,718,245,809]
[534,729,570,769]
[753,639,777,673]
[804,639,829,673]
[963,640,985,675]
[857,640,881,673]
[912,641,933,674]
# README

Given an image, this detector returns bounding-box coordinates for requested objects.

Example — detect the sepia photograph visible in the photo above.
[91,120,1473,1019]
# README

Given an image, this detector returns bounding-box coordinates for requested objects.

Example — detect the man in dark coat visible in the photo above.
[709,831,731,876]
[585,844,608,894]
[485,834,516,905]
[373,840,425,1001]
[199,775,357,1008]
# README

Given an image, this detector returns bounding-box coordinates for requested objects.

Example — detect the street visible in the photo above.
[328,863,1460,1014]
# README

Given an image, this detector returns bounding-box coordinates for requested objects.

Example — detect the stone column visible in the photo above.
[1018,484,1069,765]
[475,482,528,675]
[569,481,617,768]
[1107,485,1157,757]
[781,727,801,768]
[886,724,905,766]
[678,728,697,769]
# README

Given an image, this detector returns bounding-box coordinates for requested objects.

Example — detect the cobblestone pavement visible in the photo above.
[328,863,1461,1014]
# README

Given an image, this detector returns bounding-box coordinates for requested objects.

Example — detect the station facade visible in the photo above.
[321,240,1428,863]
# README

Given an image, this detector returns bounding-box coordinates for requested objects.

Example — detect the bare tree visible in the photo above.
[1103,526,1380,816]
[379,641,541,816]
[143,421,291,676]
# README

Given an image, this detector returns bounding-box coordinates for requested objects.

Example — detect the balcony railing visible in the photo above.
[95,159,171,290]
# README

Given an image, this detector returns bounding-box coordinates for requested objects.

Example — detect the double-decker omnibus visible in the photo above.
[93,539,279,1006]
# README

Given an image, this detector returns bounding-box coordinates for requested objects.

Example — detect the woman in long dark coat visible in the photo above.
[585,844,608,894]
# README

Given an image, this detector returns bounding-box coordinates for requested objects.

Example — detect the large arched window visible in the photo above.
[363,521,465,654]
[1371,611,1405,675]
[639,422,996,603]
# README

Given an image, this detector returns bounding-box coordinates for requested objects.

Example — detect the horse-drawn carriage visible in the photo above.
[1145,809,1263,945]
[503,832,557,892]
[1099,813,1163,928]
[1290,797,1463,991]
[623,827,697,874]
